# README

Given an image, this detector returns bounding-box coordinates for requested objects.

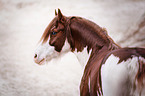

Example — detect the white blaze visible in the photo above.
[34,37,58,64]
[34,37,71,64]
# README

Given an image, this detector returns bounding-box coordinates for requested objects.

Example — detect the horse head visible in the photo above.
[34,9,71,64]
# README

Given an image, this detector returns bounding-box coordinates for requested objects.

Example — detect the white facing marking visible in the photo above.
[34,37,58,64]
[101,54,140,96]
[34,37,72,64]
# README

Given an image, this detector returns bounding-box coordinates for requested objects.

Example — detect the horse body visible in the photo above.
[34,9,145,96]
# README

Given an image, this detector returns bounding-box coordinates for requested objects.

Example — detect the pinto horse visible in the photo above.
[34,9,145,96]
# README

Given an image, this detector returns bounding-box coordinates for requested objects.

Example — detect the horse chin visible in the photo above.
[38,58,46,65]
[35,55,58,65]
[34,58,46,65]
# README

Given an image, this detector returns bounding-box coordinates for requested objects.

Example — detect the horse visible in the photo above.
[34,9,145,96]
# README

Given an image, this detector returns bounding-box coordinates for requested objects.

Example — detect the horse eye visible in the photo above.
[51,31,57,35]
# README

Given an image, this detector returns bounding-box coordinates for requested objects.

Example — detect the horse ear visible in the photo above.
[58,8,64,22]
[55,9,57,16]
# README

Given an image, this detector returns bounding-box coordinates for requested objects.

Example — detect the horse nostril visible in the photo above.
[34,54,37,58]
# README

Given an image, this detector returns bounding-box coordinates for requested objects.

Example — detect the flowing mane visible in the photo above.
[66,17,119,52]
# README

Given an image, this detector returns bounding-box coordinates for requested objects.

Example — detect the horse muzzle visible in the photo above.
[34,54,45,65]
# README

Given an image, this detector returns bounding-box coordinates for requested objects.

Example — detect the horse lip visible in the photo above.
[34,58,45,65]
[38,58,45,65]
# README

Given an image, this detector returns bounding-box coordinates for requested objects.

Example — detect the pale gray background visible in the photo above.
[0,0,145,96]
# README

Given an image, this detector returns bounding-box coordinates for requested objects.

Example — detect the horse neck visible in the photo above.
[66,17,120,66]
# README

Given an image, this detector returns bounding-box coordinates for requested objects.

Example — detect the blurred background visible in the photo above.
[0,0,145,96]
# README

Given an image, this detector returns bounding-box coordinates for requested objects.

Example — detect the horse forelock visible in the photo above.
[40,17,58,43]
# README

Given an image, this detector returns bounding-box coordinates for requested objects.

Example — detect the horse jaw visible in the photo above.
[34,38,71,65]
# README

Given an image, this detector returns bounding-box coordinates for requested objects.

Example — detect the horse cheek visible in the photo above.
[50,37,57,46]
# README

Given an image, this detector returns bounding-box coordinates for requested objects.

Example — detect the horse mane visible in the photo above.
[66,16,120,53]
[80,46,114,96]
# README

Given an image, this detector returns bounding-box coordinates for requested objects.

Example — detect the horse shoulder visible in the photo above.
[101,48,145,96]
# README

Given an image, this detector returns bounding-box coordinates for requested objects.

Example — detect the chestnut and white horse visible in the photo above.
[34,9,145,96]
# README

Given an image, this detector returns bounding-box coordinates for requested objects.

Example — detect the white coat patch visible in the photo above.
[101,54,141,96]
